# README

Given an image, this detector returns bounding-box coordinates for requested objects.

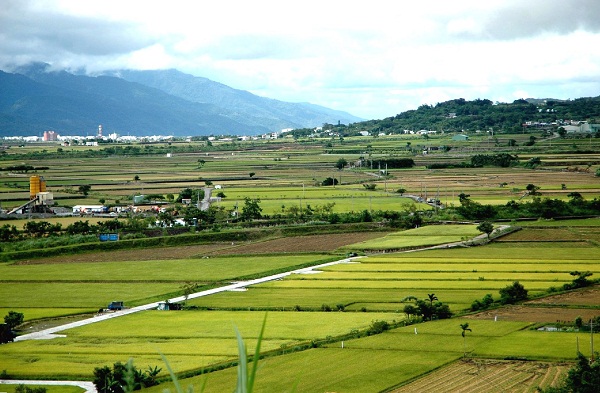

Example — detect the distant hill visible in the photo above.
[0,63,363,137]
[342,97,600,135]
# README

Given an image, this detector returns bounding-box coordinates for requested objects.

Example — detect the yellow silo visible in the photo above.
[30,175,41,199]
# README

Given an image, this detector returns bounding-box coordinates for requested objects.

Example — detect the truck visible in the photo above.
[107,301,124,311]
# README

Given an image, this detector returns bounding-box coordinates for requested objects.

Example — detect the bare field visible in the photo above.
[13,232,389,264]
[207,232,390,255]
[469,305,600,323]
[14,243,233,264]
[467,286,600,323]
[391,359,569,393]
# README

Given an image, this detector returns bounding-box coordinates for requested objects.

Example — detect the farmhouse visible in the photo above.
[452,134,469,141]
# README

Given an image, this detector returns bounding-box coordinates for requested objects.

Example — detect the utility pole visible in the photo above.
[591,318,595,361]
[384,163,387,192]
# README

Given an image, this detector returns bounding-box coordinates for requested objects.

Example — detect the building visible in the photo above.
[72,205,107,214]
[452,134,469,141]
[564,123,600,134]
[43,131,58,141]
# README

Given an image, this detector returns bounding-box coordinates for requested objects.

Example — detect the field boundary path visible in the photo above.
[13,257,359,342]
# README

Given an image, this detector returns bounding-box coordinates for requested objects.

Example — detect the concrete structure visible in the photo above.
[72,205,107,214]
[452,134,469,141]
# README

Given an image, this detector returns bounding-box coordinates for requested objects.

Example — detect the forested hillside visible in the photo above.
[295,97,600,136]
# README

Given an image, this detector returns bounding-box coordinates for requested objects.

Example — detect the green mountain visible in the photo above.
[351,97,600,134]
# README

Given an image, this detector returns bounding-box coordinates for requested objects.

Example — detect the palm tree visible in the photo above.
[460,323,472,358]
[427,293,438,307]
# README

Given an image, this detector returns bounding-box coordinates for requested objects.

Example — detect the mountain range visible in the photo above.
[0,63,363,137]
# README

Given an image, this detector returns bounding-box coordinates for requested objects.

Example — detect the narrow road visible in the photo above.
[0,380,97,393]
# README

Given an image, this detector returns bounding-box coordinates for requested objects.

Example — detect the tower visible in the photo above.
[98,124,103,138]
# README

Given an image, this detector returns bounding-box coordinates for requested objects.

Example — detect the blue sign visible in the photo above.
[99,233,119,242]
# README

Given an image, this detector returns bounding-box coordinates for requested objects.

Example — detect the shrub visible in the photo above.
[15,385,46,393]
[499,281,528,304]
[4,311,24,329]
[367,320,390,335]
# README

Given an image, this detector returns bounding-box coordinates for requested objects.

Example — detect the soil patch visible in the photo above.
[206,232,389,255]
[15,243,232,264]
[391,359,569,393]
[467,286,600,323]
[14,232,389,264]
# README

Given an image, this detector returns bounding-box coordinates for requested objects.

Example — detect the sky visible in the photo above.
[1,0,600,120]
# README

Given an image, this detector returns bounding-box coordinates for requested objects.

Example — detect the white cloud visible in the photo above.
[1,0,600,119]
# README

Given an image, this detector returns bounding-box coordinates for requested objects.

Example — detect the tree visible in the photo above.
[240,197,262,221]
[499,281,528,304]
[541,352,600,393]
[403,304,418,321]
[476,221,494,239]
[460,322,472,358]
[78,184,91,196]
[0,323,15,343]
[0,224,19,242]
[93,360,161,393]
[335,158,348,170]
[525,183,540,196]
[321,177,338,186]
[181,282,199,304]
[4,311,24,329]
[249,172,255,178]
[566,271,594,290]
[427,293,438,307]
[133,175,140,181]
[557,127,567,138]
[396,187,407,195]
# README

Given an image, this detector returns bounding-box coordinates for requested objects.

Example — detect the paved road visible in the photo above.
[0,380,96,393]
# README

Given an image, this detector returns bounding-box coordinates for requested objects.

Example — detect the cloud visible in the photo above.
[1,0,600,119]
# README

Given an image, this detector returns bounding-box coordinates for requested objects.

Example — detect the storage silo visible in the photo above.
[40,176,47,193]
[30,175,41,199]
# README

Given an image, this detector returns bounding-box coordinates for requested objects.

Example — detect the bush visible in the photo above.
[499,281,528,304]
[0,323,15,344]
[4,311,24,329]
[367,320,390,335]
[15,385,47,393]
[471,294,494,311]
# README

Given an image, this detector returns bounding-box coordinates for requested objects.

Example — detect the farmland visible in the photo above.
[1,134,600,392]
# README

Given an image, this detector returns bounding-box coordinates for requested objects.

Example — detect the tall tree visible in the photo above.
[460,323,472,358]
